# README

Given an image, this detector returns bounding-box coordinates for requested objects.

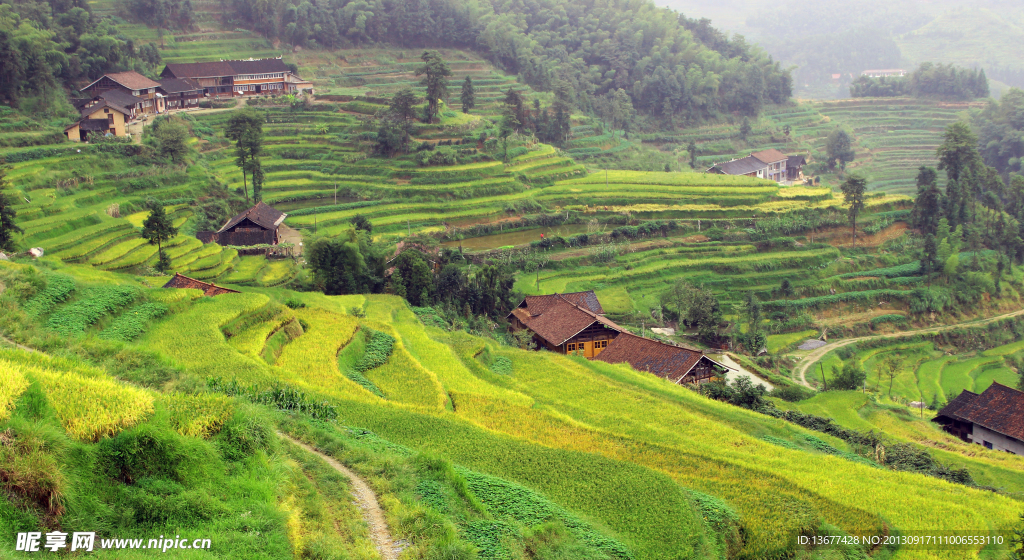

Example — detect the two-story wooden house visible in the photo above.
[508,291,622,357]
[158,77,204,110]
[750,149,789,183]
[64,100,131,141]
[161,58,313,98]
[82,71,165,114]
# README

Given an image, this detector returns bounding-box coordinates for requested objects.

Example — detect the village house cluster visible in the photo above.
[65,59,313,142]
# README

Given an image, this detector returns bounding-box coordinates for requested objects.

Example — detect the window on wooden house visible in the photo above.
[566,343,577,352]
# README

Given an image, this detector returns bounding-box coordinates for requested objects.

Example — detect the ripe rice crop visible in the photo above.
[559,170,774,187]
[98,302,168,342]
[0,360,31,421]
[89,238,149,266]
[362,342,446,411]
[142,292,281,383]
[32,364,155,441]
[46,285,142,336]
[274,308,376,401]
[162,392,234,438]
[49,228,135,261]
[22,273,75,317]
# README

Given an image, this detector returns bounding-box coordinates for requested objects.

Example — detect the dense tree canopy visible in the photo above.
[850,63,989,100]
[0,0,162,110]
[226,0,791,125]
[974,88,1024,176]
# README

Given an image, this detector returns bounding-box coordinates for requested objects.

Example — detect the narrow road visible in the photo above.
[721,354,773,390]
[280,433,397,560]
[792,307,1024,389]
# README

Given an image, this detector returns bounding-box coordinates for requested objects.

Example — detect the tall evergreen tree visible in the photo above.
[840,174,867,247]
[141,201,178,272]
[416,50,451,123]
[937,121,981,185]
[225,110,265,205]
[459,76,475,114]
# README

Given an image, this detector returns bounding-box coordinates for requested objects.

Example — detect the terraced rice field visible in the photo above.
[808,340,1022,404]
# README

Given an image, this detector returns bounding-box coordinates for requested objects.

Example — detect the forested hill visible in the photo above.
[221,0,791,124]
[656,0,1024,98]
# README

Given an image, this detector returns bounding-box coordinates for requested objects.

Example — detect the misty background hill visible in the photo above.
[655,0,1024,98]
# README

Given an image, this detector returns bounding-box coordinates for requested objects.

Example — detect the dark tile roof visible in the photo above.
[218,202,287,233]
[935,384,1024,441]
[519,290,604,315]
[96,90,143,110]
[228,58,290,74]
[162,58,289,79]
[511,294,621,347]
[787,155,807,167]
[935,390,978,423]
[89,71,161,91]
[750,149,789,164]
[163,61,237,79]
[158,77,203,94]
[162,273,239,296]
[594,332,710,383]
[709,156,766,176]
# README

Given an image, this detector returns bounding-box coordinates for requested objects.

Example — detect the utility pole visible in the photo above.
[314,207,317,235]
[334,182,337,205]
[819,363,827,391]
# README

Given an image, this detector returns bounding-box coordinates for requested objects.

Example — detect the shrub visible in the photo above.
[22,274,76,317]
[218,404,277,460]
[355,328,396,372]
[771,385,813,402]
[46,286,142,336]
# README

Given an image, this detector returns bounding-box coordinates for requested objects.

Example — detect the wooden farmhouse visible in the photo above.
[508,291,622,357]
[198,202,287,247]
[161,58,313,98]
[64,100,131,142]
[933,383,1024,455]
[508,291,726,384]
[158,77,204,110]
[82,71,164,115]
[787,155,807,181]
[163,273,240,296]
[707,148,805,184]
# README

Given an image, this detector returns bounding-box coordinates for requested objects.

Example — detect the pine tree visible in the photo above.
[416,50,451,123]
[141,201,178,272]
[459,76,475,114]
[840,174,867,247]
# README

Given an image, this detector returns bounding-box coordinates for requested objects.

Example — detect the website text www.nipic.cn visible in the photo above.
[16,532,212,553]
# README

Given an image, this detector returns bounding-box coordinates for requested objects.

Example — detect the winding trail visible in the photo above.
[280,433,397,560]
[0,334,36,353]
[792,307,1024,389]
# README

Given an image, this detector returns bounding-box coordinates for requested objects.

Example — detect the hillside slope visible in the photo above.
[0,261,1020,560]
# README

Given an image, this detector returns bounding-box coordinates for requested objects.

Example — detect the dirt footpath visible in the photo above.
[281,433,398,560]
